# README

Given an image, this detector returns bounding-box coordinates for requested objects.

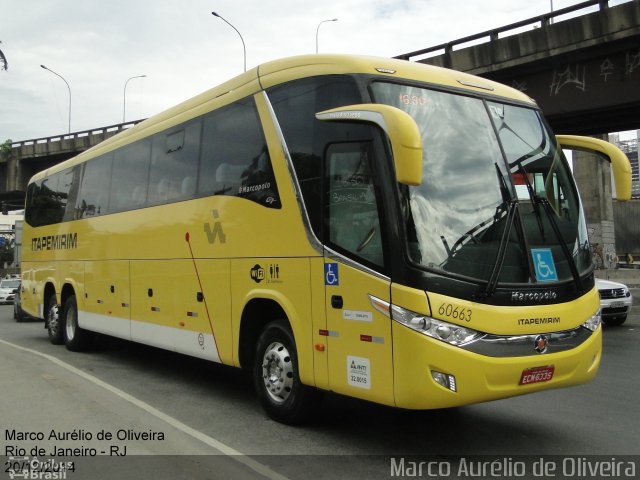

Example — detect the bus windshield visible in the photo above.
[371,82,591,285]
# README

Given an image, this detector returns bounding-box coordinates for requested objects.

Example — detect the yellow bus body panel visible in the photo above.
[230,258,316,383]
[426,289,600,335]
[325,262,394,406]
[392,321,601,409]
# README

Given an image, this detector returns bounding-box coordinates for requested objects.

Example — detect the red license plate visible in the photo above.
[519,366,555,385]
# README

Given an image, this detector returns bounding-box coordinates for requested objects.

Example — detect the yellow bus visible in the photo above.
[21,55,631,424]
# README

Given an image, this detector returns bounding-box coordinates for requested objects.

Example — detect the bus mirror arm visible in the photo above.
[316,104,423,186]
[556,134,632,201]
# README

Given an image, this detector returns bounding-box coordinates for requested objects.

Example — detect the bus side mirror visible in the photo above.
[556,134,632,201]
[316,104,423,186]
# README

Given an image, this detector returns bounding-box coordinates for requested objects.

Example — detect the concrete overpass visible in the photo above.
[0,120,143,205]
[395,0,640,135]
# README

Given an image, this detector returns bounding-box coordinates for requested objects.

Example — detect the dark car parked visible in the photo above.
[13,281,29,322]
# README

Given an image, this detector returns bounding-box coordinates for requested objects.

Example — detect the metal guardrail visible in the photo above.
[10,119,145,149]
[394,0,614,61]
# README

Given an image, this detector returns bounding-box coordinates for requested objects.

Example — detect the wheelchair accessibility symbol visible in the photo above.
[531,248,558,282]
[325,263,339,286]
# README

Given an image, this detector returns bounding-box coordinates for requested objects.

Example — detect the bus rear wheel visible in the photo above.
[46,293,63,345]
[13,302,25,322]
[63,295,91,351]
[253,320,319,424]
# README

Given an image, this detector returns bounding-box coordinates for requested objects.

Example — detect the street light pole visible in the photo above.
[123,75,147,123]
[40,64,71,133]
[316,18,338,54]
[212,11,246,72]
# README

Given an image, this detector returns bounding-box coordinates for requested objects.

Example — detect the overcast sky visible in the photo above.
[1,0,632,143]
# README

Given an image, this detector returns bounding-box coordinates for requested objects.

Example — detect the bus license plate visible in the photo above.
[519,366,554,385]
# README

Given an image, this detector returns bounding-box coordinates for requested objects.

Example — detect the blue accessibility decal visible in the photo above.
[324,263,339,286]
[531,248,558,282]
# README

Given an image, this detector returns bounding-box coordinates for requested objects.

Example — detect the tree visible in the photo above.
[0,139,12,158]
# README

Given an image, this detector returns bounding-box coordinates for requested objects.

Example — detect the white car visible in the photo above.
[0,277,21,305]
[595,278,633,326]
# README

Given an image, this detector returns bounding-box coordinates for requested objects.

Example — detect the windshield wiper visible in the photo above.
[449,164,512,260]
[515,162,582,290]
[480,199,518,298]
[478,165,517,298]
[537,196,583,291]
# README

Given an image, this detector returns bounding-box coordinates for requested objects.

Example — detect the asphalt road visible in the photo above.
[1,304,639,480]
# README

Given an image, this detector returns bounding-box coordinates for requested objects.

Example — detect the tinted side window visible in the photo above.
[61,167,81,222]
[267,75,364,237]
[325,142,385,268]
[39,175,61,225]
[77,153,113,218]
[111,139,151,212]
[25,182,38,226]
[25,168,80,227]
[148,122,200,207]
[198,98,280,208]
[25,178,59,227]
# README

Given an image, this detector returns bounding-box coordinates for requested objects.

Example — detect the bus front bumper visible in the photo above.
[392,322,601,410]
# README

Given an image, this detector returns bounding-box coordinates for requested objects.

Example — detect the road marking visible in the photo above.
[0,338,289,480]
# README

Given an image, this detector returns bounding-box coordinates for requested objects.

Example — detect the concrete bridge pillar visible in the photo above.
[572,134,617,268]
[6,152,19,191]
[2,148,27,194]
[2,153,24,192]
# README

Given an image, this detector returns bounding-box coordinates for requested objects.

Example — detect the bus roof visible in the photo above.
[33,54,536,181]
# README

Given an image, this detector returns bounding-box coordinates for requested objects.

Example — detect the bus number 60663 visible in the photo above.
[438,303,472,322]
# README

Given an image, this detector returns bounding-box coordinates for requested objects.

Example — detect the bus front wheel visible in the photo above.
[253,320,319,424]
[63,295,91,351]
[46,293,63,345]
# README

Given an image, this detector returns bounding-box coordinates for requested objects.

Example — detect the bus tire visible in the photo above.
[13,302,25,322]
[63,295,91,351]
[46,293,64,345]
[253,320,319,425]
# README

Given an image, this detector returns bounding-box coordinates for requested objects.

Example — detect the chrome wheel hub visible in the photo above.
[261,341,294,404]
[48,304,60,333]
[65,307,75,341]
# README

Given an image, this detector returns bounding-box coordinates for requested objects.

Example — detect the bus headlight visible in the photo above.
[390,304,482,346]
[582,310,601,332]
